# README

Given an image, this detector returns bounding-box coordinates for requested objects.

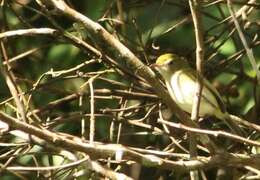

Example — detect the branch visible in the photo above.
[189,0,205,178]
[0,28,58,39]
[158,118,260,147]
[189,0,205,122]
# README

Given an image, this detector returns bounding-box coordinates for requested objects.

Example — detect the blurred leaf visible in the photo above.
[216,39,236,56]
[47,44,80,67]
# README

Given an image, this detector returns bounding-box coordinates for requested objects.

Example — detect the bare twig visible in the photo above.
[89,77,95,144]
[189,0,205,179]
[0,28,58,39]
[158,118,260,147]
[0,41,27,122]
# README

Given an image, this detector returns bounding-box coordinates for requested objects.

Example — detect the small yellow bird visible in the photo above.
[153,53,243,136]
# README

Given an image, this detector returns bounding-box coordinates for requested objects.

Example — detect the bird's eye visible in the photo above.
[168,59,174,65]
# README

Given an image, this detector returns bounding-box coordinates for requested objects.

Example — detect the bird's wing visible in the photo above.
[184,69,226,113]
[202,77,226,113]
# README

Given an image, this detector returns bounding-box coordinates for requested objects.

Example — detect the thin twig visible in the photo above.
[0,28,58,39]
[89,77,95,144]
[158,118,260,147]
[0,41,27,122]
[189,0,205,179]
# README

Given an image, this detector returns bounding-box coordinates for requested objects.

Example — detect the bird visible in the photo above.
[152,53,244,136]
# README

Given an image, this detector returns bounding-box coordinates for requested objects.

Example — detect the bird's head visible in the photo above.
[152,53,189,79]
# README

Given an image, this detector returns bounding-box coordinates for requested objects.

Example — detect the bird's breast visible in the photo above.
[166,70,219,117]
